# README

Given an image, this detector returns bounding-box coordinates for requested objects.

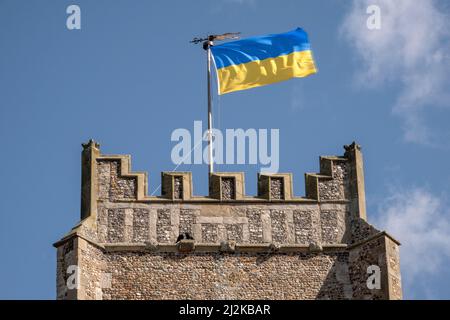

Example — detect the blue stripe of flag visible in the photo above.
[211,28,312,69]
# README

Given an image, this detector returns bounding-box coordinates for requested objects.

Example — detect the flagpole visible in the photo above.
[205,39,214,174]
[191,33,240,175]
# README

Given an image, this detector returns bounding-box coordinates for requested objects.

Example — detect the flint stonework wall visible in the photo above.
[95,202,352,246]
[78,238,105,300]
[94,155,350,246]
[56,238,77,300]
[82,243,352,300]
[54,141,402,300]
[348,234,402,300]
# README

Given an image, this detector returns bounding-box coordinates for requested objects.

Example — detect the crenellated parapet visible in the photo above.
[63,139,380,248]
[54,140,402,300]
[79,139,366,204]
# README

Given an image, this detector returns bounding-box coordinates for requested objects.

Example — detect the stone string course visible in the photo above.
[55,141,402,300]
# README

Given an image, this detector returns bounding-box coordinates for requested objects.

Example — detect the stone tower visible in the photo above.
[54,141,402,299]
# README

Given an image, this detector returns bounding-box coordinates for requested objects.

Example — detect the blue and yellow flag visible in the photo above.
[211,28,317,95]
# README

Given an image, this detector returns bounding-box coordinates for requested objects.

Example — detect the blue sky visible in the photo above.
[0,0,449,299]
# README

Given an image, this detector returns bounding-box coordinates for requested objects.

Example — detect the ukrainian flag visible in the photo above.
[211,28,317,95]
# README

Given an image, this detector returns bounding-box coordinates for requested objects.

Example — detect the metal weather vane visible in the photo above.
[190,32,241,44]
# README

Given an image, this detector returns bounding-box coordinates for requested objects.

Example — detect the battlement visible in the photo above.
[80,139,366,206]
[54,140,402,300]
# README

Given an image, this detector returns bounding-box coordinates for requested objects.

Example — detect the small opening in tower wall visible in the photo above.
[221,177,236,200]
[174,176,183,199]
[270,177,284,200]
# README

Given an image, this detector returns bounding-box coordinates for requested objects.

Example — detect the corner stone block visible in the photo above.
[81,139,100,220]
[344,142,367,220]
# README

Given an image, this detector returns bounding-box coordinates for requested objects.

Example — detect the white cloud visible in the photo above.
[341,0,450,145]
[373,188,450,298]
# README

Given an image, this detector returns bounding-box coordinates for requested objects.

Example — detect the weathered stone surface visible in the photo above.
[100,249,351,300]
[132,209,149,243]
[55,141,402,300]
[107,209,125,243]
[179,209,196,236]
[270,177,284,200]
[78,238,105,300]
[349,236,387,299]
[350,217,379,244]
[221,178,235,200]
[319,161,348,201]
[56,239,76,300]
[202,223,219,242]
[270,210,287,243]
[220,241,236,252]
[173,176,183,199]
[246,209,263,243]
[98,160,136,201]
[177,239,195,253]
[156,209,172,243]
[293,210,315,244]
[320,209,347,244]
[225,224,243,242]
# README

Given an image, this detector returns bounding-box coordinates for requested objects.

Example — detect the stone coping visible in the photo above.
[94,153,350,202]
[53,232,348,253]
[347,231,401,248]
[54,230,399,254]
[96,198,350,204]
[102,242,348,253]
[80,140,367,207]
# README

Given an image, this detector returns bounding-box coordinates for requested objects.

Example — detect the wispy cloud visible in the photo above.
[340,0,450,145]
[373,187,450,298]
